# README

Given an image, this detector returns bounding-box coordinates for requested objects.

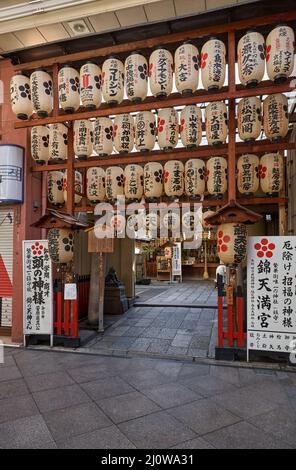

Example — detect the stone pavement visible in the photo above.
[85,281,218,359]
[1,347,296,449]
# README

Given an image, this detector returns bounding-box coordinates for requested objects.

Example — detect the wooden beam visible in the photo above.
[13,10,296,72]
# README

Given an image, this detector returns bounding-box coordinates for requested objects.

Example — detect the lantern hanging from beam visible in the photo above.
[185,158,205,199]
[202,210,216,229]
[30,69,53,118]
[263,93,289,141]
[237,96,262,142]
[237,154,260,196]
[266,24,295,83]
[47,171,65,206]
[102,56,124,105]
[135,111,156,152]
[206,156,228,198]
[125,51,148,103]
[205,101,228,145]
[105,166,124,202]
[63,170,83,205]
[114,113,134,154]
[93,117,113,157]
[86,167,106,203]
[80,61,102,110]
[180,105,202,148]
[49,123,68,162]
[124,164,144,202]
[201,37,226,91]
[175,41,199,95]
[48,228,74,264]
[157,107,178,150]
[10,73,32,120]
[73,119,94,160]
[149,47,173,98]
[58,65,80,113]
[217,223,247,265]
[259,153,284,195]
[144,162,163,201]
[164,160,184,199]
[31,126,49,164]
[237,30,265,87]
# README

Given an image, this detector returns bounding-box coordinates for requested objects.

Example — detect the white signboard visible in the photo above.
[64,283,77,300]
[172,242,182,276]
[23,240,53,335]
[247,236,296,355]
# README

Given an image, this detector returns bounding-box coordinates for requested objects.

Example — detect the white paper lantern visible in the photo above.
[144,162,163,200]
[48,228,74,264]
[63,170,83,205]
[237,30,265,87]
[114,114,134,153]
[185,159,205,198]
[93,117,113,157]
[260,153,284,195]
[217,223,247,265]
[149,48,173,98]
[205,101,228,145]
[105,166,124,201]
[206,156,228,197]
[263,93,289,141]
[102,56,124,105]
[175,42,199,95]
[180,105,202,148]
[266,24,295,83]
[157,108,178,150]
[87,167,106,203]
[135,111,156,152]
[80,61,102,110]
[237,96,262,142]
[0,145,24,203]
[237,154,260,195]
[202,210,216,229]
[164,160,184,198]
[125,52,148,103]
[10,73,32,120]
[49,123,68,162]
[201,38,226,91]
[124,164,143,201]
[31,126,49,164]
[58,65,80,113]
[47,171,64,206]
[73,119,93,160]
[30,69,53,117]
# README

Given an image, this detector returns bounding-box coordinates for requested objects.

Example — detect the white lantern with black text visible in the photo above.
[144,162,163,201]
[175,42,199,95]
[31,126,49,164]
[102,56,124,105]
[157,108,178,150]
[48,228,74,264]
[105,166,124,201]
[263,93,289,141]
[206,156,228,198]
[58,65,80,113]
[94,117,113,157]
[124,164,143,201]
[30,69,53,117]
[164,160,184,199]
[201,38,226,91]
[237,96,262,142]
[80,61,102,110]
[114,114,134,153]
[73,119,93,160]
[63,170,83,205]
[237,30,265,87]
[217,223,247,265]
[266,24,295,83]
[185,159,205,198]
[87,167,105,203]
[180,105,202,148]
[49,123,68,162]
[47,171,64,206]
[125,52,148,103]
[135,111,156,152]
[10,73,32,120]
[205,101,228,145]
[260,153,284,195]
[149,48,173,98]
[237,154,259,195]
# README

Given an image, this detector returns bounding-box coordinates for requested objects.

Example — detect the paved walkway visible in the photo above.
[1,347,296,449]
[85,281,218,359]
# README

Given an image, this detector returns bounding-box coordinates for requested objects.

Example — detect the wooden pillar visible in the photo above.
[66,123,75,214]
[227,30,237,203]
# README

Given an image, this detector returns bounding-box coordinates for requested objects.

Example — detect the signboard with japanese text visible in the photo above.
[23,240,53,335]
[172,243,182,276]
[247,236,296,355]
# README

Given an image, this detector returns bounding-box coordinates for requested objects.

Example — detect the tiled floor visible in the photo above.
[85,281,218,359]
[1,347,296,449]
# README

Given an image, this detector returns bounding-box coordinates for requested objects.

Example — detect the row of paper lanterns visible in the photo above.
[31,94,289,163]
[47,153,283,207]
[11,24,294,120]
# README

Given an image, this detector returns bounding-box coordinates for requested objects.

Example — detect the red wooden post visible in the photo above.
[227,303,234,347]
[64,300,70,335]
[237,295,244,347]
[56,291,62,335]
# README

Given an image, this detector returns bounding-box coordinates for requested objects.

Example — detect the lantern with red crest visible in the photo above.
[157,108,178,150]
[217,223,248,266]
[80,61,102,110]
[164,160,184,199]
[201,38,226,91]
[266,24,295,83]
[237,154,260,196]
[259,153,284,195]
[125,51,148,103]
[135,111,156,152]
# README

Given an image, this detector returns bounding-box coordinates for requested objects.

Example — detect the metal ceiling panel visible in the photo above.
[14,27,46,47]
[144,0,176,22]
[37,23,70,42]
[116,5,147,27]
[174,0,206,16]
[88,11,120,33]
[0,32,23,51]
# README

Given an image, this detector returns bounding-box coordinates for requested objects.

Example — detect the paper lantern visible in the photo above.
[114,114,134,153]
[47,171,64,206]
[144,162,163,201]
[205,101,228,145]
[80,61,102,110]
[263,93,289,141]
[10,73,32,120]
[48,228,74,264]
[217,223,247,265]
[105,166,124,201]
[124,164,143,201]
[202,210,216,229]
[31,126,49,164]
[0,145,24,203]
[125,52,148,103]
[206,156,228,197]
[259,153,284,195]
[164,160,184,198]
[126,213,145,238]
[237,96,262,142]
[162,212,180,231]
[237,154,260,195]
[93,117,113,157]
[237,30,265,87]
[58,65,80,113]
[110,214,126,236]
[102,56,124,105]
[201,38,226,91]
[73,119,93,160]
[175,42,199,95]
[185,159,205,198]
[180,105,202,148]
[266,24,295,83]
[135,111,156,152]
[86,167,106,203]
[30,69,53,118]
[49,123,68,162]
[157,108,178,150]
[149,48,173,98]
[63,170,83,205]
[144,212,160,235]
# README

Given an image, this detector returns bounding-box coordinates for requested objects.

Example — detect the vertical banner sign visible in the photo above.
[23,240,53,335]
[172,242,182,276]
[247,236,296,355]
